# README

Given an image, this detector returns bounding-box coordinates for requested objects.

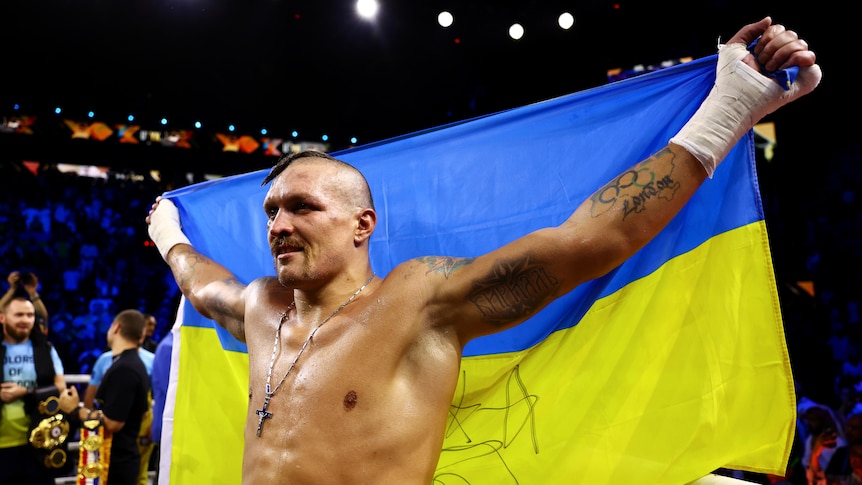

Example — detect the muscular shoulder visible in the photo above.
[242,276,294,336]
[388,256,476,285]
[246,275,283,295]
[385,256,478,325]
[245,276,293,304]
[389,254,538,342]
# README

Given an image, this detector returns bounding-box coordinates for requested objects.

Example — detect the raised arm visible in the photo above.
[0,271,46,323]
[20,272,49,326]
[146,197,249,342]
[0,272,16,313]
[431,17,821,343]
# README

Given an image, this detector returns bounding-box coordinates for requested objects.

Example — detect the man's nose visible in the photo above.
[268,211,294,235]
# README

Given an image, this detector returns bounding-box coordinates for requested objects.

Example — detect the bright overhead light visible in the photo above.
[559,12,575,30]
[508,23,524,40]
[438,11,453,28]
[356,0,379,20]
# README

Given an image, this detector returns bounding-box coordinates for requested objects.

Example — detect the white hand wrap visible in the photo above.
[148,198,191,260]
[670,42,822,177]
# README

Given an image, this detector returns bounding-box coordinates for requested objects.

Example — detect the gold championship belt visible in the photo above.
[28,391,71,469]
[77,414,111,484]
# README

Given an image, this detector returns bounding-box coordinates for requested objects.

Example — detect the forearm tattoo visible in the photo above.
[468,257,559,326]
[170,245,246,335]
[171,245,211,293]
[589,148,680,219]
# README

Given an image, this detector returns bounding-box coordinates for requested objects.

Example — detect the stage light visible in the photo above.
[261,128,268,135]
[161,118,168,125]
[356,0,378,20]
[350,137,358,144]
[508,23,524,40]
[195,121,202,129]
[291,130,299,138]
[127,115,135,122]
[88,111,95,118]
[322,134,329,141]
[559,12,575,30]
[228,124,236,132]
[54,107,62,114]
[438,11,453,28]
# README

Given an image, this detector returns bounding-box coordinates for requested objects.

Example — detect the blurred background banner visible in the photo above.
[160,54,794,484]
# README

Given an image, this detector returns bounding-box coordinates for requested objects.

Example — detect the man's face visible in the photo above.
[1,299,36,343]
[145,317,156,336]
[804,406,834,434]
[106,320,118,347]
[263,159,360,287]
[845,414,862,444]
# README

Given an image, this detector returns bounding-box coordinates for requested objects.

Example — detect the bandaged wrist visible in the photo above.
[671,41,821,177]
[148,198,191,260]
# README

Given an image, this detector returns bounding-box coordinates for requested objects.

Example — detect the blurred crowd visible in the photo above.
[0,162,183,375]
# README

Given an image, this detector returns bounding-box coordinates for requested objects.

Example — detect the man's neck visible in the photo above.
[3,335,29,345]
[111,343,138,356]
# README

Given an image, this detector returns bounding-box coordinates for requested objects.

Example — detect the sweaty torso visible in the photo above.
[242,275,463,485]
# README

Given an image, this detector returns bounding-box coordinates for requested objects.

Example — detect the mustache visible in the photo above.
[270,236,303,253]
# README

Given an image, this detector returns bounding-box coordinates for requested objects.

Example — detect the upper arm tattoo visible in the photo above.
[589,147,681,219]
[468,256,559,327]
[211,277,245,314]
[419,256,475,279]
[209,277,247,341]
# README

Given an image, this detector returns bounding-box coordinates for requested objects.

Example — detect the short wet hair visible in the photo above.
[262,150,343,186]
[261,150,375,210]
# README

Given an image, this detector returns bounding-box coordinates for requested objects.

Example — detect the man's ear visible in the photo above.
[355,208,377,246]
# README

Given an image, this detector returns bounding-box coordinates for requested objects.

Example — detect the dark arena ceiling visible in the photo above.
[0,0,843,175]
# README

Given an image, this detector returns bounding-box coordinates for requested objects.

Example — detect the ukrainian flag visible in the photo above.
[157,54,794,485]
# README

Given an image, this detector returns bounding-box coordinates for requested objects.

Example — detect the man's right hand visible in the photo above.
[728,17,817,73]
[669,16,821,177]
[147,196,192,261]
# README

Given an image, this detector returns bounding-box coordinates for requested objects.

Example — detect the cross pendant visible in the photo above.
[255,395,273,437]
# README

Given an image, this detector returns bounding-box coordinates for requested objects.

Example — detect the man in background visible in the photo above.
[1,271,49,335]
[83,313,156,485]
[0,295,66,485]
[59,309,151,485]
[141,314,158,353]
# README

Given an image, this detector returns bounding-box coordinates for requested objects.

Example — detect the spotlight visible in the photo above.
[559,12,575,30]
[508,23,524,40]
[438,11,453,28]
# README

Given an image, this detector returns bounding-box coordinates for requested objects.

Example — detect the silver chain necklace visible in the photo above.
[255,273,375,437]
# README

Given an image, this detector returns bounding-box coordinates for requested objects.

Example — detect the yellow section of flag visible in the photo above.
[169,325,248,485]
[436,221,794,484]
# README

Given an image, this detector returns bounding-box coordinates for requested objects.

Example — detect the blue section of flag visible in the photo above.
[165,54,759,357]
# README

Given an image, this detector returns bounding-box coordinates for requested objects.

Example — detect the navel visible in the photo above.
[344,390,358,410]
